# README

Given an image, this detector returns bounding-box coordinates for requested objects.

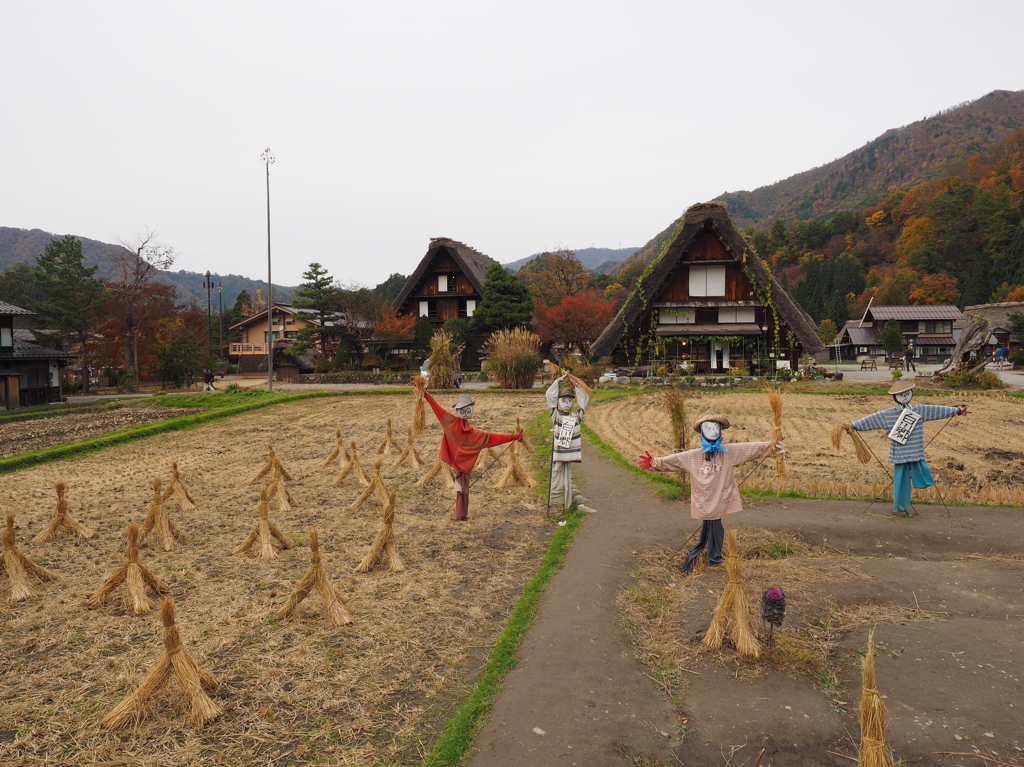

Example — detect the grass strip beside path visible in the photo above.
[428,507,586,767]
[580,422,684,501]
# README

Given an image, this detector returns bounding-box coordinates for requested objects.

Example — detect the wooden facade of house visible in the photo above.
[392,237,498,369]
[591,203,823,375]
[837,305,964,363]
[0,301,72,408]
[228,304,322,376]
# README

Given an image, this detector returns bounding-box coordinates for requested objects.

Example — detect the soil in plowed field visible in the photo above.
[0,393,548,766]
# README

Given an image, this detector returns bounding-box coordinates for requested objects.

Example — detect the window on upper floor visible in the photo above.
[689,265,726,297]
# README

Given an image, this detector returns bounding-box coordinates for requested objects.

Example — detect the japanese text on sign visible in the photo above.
[555,415,578,449]
[887,409,921,445]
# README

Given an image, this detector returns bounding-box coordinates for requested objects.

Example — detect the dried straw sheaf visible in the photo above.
[764,384,786,484]
[100,598,221,729]
[664,386,689,452]
[234,484,295,561]
[485,446,506,467]
[141,477,184,552]
[246,443,294,486]
[89,522,170,614]
[392,426,424,469]
[276,528,353,626]
[354,490,404,573]
[492,441,538,489]
[702,529,761,658]
[376,417,401,455]
[2,513,59,602]
[428,330,462,390]
[857,629,896,767]
[320,429,346,467]
[348,459,390,512]
[412,375,427,435]
[514,415,533,453]
[334,440,370,487]
[32,481,95,543]
[831,424,872,464]
[268,465,295,512]
[416,460,455,488]
[161,461,197,513]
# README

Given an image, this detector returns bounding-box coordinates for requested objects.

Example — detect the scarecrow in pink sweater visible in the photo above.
[638,411,784,573]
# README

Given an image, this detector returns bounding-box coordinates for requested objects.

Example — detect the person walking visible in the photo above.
[903,345,916,372]
[203,369,217,392]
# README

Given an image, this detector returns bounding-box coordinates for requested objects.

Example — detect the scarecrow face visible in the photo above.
[556,395,574,414]
[700,421,723,441]
[893,389,914,406]
[456,404,474,420]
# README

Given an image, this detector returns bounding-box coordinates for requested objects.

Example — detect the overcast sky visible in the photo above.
[4,0,1023,288]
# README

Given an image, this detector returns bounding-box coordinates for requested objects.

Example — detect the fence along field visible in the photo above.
[585,391,1024,507]
[0,393,546,766]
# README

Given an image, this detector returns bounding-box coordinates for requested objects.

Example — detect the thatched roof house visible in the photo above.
[964,301,1024,350]
[591,202,822,375]
[392,237,497,328]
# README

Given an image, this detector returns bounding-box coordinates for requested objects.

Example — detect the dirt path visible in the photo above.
[468,447,1024,766]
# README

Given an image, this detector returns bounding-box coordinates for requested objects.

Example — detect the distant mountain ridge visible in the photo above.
[503,246,638,274]
[0,227,294,307]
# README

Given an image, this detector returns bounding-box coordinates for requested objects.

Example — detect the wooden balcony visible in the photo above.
[230,343,269,355]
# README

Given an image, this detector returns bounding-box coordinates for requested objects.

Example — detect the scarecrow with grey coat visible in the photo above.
[844,380,968,515]
[421,388,523,520]
[638,411,784,573]
[546,374,590,510]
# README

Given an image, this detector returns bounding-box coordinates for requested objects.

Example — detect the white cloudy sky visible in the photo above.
[4,0,1023,288]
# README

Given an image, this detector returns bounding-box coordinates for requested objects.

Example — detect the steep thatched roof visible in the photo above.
[964,301,1024,331]
[392,237,497,310]
[591,202,824,357]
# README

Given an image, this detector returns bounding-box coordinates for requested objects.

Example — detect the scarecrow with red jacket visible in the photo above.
[421,387,523,520]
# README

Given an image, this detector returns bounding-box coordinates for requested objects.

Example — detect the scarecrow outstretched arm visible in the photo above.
[423,390,448,422]
[486,431,521,448]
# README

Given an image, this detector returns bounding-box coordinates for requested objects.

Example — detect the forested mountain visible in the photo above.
[504,246,638,274]
[0,227,294,307]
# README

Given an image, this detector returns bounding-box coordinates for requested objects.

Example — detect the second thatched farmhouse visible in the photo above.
[590,202,823,375]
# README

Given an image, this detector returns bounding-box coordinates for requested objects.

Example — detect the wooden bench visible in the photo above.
[859,359,878,371]
[888,360,905,370]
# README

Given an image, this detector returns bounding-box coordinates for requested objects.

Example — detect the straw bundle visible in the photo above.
[319,428,345,467]
[493,440,538,489]
[561,369,594,401]
[764,384,786,484]
[427,331,461,390]
[857,629,896,767]
[161,461,197,513]
[412,375,427,435]
[347,458,390,512]
[483,328,541,389]
[392,426,424,469]
[664,386,688,452]
[89,522,170,614]
[334,440,370,487]
[100,598,221,729]
[485,446,506,467]
[702,529,761,657]
[831,424,872,464]
[141,477,184,552]
[276,528,353,626]
[268,465,295,512]
[2,513,59,602]
[416,460,455,488]
[246,443,294,486]
[32,481,95,543]
[234,484,295,561]
[354,490,404,573]
[376,417,401,455]
[514,415,534,453]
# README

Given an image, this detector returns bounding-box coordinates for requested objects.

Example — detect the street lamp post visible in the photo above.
[261,148,275,391]
[202,271,214,361]
[217,283,223,368]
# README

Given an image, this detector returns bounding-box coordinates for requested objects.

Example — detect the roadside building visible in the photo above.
[0,300,73,409]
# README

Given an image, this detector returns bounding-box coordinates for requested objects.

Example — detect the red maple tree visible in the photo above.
[533,291,616,359]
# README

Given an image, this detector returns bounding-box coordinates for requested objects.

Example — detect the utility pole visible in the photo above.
[202,271,214,360]
[217,283,224,368]
[261,147,275,391]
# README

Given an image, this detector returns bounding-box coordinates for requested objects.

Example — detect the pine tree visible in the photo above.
[289,263,340,356]
[471,264,534,331]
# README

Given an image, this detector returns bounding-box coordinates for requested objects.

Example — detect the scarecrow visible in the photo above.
[844,380,968,515]
[545,373,590,510]
[637,411,784,574]
[418,383,523,520]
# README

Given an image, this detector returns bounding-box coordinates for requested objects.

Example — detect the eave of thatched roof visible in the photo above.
[591,202,824,358]
[392,237,498,310]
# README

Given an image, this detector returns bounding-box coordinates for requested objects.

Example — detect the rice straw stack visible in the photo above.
[764,384,786,485]
[416,460,454,488]
[32,481,95,543]
[2,513,59,602]
[857,629,896,767]
[319,428,346,467]
[354,490,404,573]
[89,522,170,614]
[268,465,294,512]
[276,528,353,626]
[492,440,538,489]
[347,458,390,512]
[376,417,401,455]
[702,529,761,657]
[246,443,293,486]
[485,446,506,466]
[334,440,370,487]
[515,415,534,453]
[141,477,184,552]
[392,426,424,469]
[412,375,427,435]
[161,461,197,512]
[100,598,221,729]
[831,424,873,464]
[234,484,295,561]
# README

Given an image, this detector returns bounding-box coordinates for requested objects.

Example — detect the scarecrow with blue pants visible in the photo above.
[846,380,969,514]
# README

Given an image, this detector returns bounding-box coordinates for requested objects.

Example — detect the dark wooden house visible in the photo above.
[1,300,73,409]
[838,305,963,363]
[392,237,498,369]
[591,203,823,375]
